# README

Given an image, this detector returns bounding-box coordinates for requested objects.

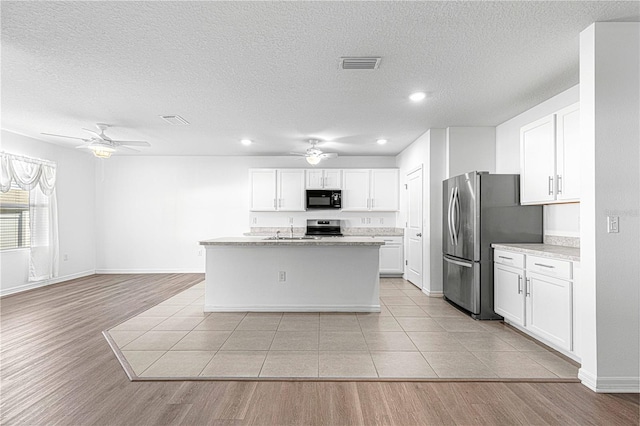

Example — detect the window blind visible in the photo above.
[0,184,30,250]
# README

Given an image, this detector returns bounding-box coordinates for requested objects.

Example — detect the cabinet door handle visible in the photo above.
[273,199,277,209]
[534,263,555,269]
[416,233,422,237]
[498,256,513,260]
[322,177,325,187]
[517,275,522,294]
[557,175,562,194]
[548,176,554,195]
[371,198,374,208]
[525,278,531,296]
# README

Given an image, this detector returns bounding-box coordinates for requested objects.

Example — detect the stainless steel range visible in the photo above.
[306,219,343,237]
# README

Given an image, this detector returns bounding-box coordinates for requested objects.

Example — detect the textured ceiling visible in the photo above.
[2,1,639,157]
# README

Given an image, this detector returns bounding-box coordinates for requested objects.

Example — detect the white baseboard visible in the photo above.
[579,369,640,393]
[0,270,95,297]
[95,269,204,274]
[205,304,381,313]
[423,288,443,297]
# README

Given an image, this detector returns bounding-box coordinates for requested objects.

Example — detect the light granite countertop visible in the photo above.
[492,243,580,262]
[200,236,386,246]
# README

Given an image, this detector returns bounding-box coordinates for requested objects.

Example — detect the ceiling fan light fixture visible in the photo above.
[306,155,322,165]
[376,139,388,145]
[240,139,252,146]
[92,149,113,159]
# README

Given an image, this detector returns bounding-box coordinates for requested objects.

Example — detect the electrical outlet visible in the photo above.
[252,217,257,225]
[607,216,619,233]
[367,217,372,224]
[63,254,69,261]
[379,218,384,225]
[197,249,203,256]
[289,217,294,224]
[278,271,286,282]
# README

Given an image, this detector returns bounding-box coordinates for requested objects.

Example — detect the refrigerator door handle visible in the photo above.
[444,256,472,268]
[453,187,460,245]
[448,188,455,245]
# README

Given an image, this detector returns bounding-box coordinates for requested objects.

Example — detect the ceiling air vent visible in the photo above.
[159,115,190,125]
[339,57,381,70]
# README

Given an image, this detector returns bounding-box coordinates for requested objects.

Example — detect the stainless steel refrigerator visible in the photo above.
[442,171,543,320]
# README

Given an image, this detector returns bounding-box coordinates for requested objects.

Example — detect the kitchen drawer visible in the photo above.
[378,236,402,245]
[526,255,572,280]
[494,249,525,269]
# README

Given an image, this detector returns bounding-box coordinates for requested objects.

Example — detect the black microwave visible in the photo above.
[306,190,342,209]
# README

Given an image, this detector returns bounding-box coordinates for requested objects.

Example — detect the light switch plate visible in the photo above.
[607,216,619,233]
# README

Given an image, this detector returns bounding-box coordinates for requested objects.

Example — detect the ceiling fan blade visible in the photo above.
[320,153,338,159]
[75,143,92,149]
[288,152,308,156]
[113,140,150,147]
[115,145,140,153]
[41,132,88,141]
[82,128,103,138]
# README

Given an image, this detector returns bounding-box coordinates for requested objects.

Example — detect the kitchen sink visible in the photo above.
[263,236,320,240]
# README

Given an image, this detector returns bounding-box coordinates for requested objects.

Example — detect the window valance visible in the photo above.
[0,152,57,195]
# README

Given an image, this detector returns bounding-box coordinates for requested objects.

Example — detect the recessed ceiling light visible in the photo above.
[409,92,426,102]
[376,139,388,145]
[241,139,252,146]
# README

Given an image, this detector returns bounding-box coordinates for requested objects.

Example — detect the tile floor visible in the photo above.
[106,279,580,380]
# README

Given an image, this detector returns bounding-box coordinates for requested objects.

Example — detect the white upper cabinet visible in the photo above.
[250,169,305,212]
[249,169,278,211]
[342,169,399,211]
[371,169,399,211]
[305,169,342,189]
[342,169,371,211]
[555,103,580,202]
[520,103,580,205]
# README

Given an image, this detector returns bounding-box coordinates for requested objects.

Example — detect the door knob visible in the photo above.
[416,233,422,237]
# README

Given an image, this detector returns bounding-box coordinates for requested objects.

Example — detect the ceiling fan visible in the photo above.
[290,140,338,165]
[42,123,150,158]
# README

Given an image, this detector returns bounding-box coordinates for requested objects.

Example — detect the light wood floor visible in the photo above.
[1,274,638,425]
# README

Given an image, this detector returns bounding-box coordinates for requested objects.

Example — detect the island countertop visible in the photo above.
[199,236,386,246]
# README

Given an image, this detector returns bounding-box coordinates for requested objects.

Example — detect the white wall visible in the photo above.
[0,131,96,295]
[446,127,496,178]
[95,155,396,273]
[579,22,640,393]
[396,129,446,295]
[495,85,581,237]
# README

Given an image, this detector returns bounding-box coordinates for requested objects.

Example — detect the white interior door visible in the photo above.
[406,167,423,288]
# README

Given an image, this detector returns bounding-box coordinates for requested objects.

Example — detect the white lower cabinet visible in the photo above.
[494,248,577,358]
[378,236,403,276]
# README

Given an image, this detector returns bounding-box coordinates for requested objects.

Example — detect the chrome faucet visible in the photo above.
[290,225,294,238]
[275,230,281,240]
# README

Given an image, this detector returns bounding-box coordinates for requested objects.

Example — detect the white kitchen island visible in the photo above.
[199,236,384,312]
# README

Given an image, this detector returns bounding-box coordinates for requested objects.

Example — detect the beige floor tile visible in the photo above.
[220,330,276,350]
[432,317,487,332]
[473,351,558,378]
[380,296,417,306]
[121,350,166,375]
[357,316,403,332]
[111,316,166,331]
[319,351,377,378]
[200,351,267,377]
[137,305,185,317]
[189,296,205,305]
[400,289,424,297]
[477,320,512,333]
[356,305,392,316]
[396,317,445,332]
[363,331,417,351]
[393,281,421,290]
[277,315,319,331]
[123,330,189,350]
[371,351,437,378]
[319,331,368,351]
[493,331,549,352]
[260,351,318,377]
[140,351,215,377]
[421,305,467,318]
[194,314,246,331]
[452,332,518,351]
[152,316,205,331]
[407,332,468,352]
[157,297,192,307]
[319,314,360,331]
[270,331,319,350]
[173,305,209,317]
[520,351,579,378]
[387,305,430,317]
[236,314,282,331]
[171,330,232,351]
[108,330,146,347]
[422,351,498,378]
[409,295,445,306]
[379,289,408,297]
